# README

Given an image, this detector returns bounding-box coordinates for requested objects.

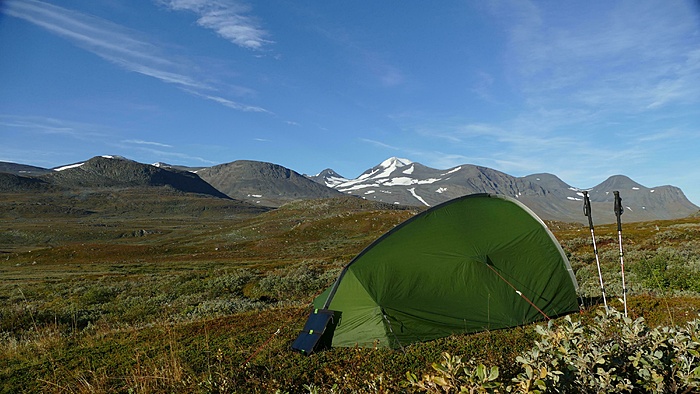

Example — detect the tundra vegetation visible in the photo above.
[1,189,700,393]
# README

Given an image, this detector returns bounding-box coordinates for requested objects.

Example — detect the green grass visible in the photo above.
[1,189,700,392]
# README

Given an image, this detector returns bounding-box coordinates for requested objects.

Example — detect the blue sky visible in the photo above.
[1,1,699,205]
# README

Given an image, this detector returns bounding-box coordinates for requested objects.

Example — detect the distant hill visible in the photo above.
[0,162,52,176]
[42,156,230,199]
[0,172,58,193]
[197,160,342,207]
[585,175,698,223]
[152,162,206,172]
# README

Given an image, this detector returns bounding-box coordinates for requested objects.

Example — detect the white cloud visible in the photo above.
[122,139,174,148]
[359,138,400,150]
[0,115,108,139]
[184,90,271,113]
[314,23,405,89]
[5,0,211,90]
[5,0,270,113]
[158,0,273,50]
[392,0,700,194]
[495,1,700,111]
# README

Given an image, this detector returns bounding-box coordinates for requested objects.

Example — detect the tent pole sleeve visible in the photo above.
[321,266,350,309]
[484,257,550,320]
[381,308,405,353]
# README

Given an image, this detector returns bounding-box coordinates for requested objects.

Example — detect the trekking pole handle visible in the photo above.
[582,191,593,228]
[613,191,623,231]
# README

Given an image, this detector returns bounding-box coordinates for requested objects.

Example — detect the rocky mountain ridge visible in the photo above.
[196,160,342,207]
[309,157,698,224]
[1,155,697,224]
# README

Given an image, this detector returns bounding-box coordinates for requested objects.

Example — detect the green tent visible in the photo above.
[300,193,580,350]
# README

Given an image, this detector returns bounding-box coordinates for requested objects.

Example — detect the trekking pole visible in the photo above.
[583,191,608,313]
[614,191,628,317]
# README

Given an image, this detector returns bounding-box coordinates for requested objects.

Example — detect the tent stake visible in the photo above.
[583,191,608,313]
[614,191,628,317]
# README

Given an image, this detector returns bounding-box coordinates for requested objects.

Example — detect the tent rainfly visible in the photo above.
[292,193,580,353]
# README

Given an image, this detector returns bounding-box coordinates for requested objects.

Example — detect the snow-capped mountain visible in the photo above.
[326,157,545,206]
[307,168,350,188]
[313,157,699,224]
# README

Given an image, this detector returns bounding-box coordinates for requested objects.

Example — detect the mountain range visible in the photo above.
[1,155,697,224]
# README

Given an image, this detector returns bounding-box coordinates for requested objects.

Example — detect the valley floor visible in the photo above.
[2,194,700,392]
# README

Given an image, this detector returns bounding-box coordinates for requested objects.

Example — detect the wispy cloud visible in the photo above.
[5,0,210,90]
[157,0,273,50]
[184,90,272,113]
[122,139,174,148]
[0,115,109,139]
[369,61,405,87]
[494,1,700,112]
[4,0,270,113]
[122,146,219,165]
[398,0,700,191]
[314,24,405,89]
[360,138,400,150]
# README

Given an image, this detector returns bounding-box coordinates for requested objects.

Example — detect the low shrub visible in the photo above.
[633,250,700,294]
[255,264,339,301]
[408,308,700,393]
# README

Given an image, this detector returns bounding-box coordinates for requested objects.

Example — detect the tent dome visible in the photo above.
[301,194,580,350]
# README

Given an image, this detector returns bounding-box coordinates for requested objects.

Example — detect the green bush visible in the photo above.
[204,268,256,297]
[408,309,700,393]
[255,264,339,300]
[633,250,700,293]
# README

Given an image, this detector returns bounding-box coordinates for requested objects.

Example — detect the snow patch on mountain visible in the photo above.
[385,177,442,186]
[408,187,429,206]
[54,163,84,171]
[441,166,461,176]
[323,175,349,187]
[376,157,413,178]
[381,157,412,168]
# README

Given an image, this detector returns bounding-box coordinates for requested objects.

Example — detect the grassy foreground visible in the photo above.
[2,190,700,392]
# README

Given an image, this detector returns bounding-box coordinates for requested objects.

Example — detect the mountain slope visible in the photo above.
[306,169,349,187]
[318,157,698,224]
[0,162,52,176]
[328,157,547,207]
[586,175,699,223]
[0,172,59,193]
[197,160,342,207]
[42,156,230,199]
